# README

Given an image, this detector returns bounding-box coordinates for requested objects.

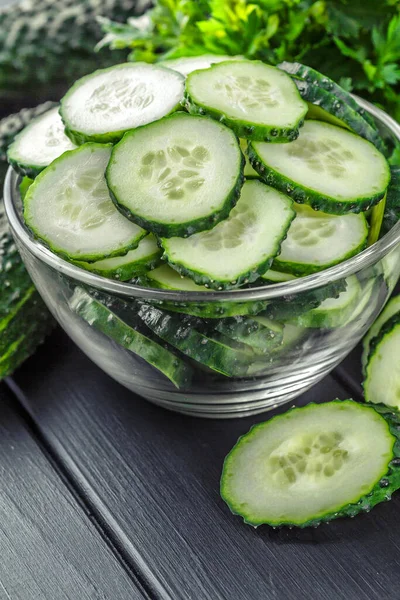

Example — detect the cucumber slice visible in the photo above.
[221,400,400,527]
[381,166,400,237]
[273,204,368,275]
[214,316,283,355]
[291,276,361,328]
[240,139,258,178]
[381,247,400,294]
[289,77,386,154]
[60,63,185,145]
[19,176,33,201]
[76,235,161,281]
[261,269,296,283]
[184,60,308,142]
[159,54,243,76]
[138,264,267,319]
[161,180,295,289]
[249,120,390,215]
[364,313,400,409]
[107,112,244,238]
[7,106,76,178]
[70,288,192,388]
[24,144,146,262]
[362,294,400,374]
[278,62,378,131]
[137,303,254,377]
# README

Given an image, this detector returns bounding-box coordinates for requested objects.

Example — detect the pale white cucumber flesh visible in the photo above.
[159,54,243,76]
[274,204,368,275]
[250,120,390,212]
[24,144,145,262]
[7,106,76,177]
[107,112,244,238]
[261,269,297,283]
[362,295,400,372]
[364,321,400,409]
[161,180,295,289]
[185,60,307,141]
[145,264,208,291]
[76,234,161,280]
[221,401,395,527]
[60,63,185,143]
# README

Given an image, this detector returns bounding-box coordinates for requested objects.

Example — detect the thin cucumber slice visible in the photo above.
[138,264,267,319]
[76,234,161,281]
[7,107,76,178]
[184,60,308,142]
[107,112,244,238]
[214,315,283,355]
[278,62,378,131]
[364,313,400,409]
[381,166,400,237]
[381,247,400,294]
[290,276,361,328]
[19,176,33,201]
[249,120,390,215]
[161,180,295,289]
[137,303,254,377]
[221,400,400,528]
[261,269,296,283]
[159,54,243,76]
[368,193,386,246]
[273,204,368,275]
[70,288,192,388]
[362,294,400,374]
[289,77,386,154]
[240,139,258,178]
[60,63,185,144]
[24,144,146,262]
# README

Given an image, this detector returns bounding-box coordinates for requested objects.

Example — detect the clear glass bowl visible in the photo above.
[4,98,400,418]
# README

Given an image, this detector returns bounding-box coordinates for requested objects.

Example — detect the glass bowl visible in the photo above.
[4,98,400,418]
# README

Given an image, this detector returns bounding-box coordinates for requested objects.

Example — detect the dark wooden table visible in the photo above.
[0,326,399,600]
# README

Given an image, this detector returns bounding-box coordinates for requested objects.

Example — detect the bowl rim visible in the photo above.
[3,96,400,303]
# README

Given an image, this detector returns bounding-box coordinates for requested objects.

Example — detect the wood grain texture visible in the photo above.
[0,384,145,600]
[10,329,400,600]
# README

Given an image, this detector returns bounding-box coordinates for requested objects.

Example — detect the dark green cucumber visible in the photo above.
[221,400,400,528]
[69,288,192,388]
[381,166,400,237]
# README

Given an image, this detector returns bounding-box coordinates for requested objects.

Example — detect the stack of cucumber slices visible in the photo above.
[6,56,398,391]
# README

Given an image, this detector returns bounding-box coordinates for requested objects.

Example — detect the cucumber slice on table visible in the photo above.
[290,276,361,328]
[107,112,244,238]
[184,60,308,142]
[364,311,400,409]
[60,63,185,144]
[7,106,76,178]
[381,166,400,237]
[221,400,400,527]
[24,144,146,262]
[70,288,192,388]
[160,55,242,76]
[249,120,390,215]
[273,204,368,275]
[76,235,161,281]
[161,180,295,289]
[362,294,400,375]
[278,62,378,131]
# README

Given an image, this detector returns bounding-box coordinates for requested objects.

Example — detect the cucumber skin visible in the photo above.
[221,400,400,528]
[75,250,162,281]
[290,78,386,154]
[248,141,389,215]
[272,215,368,276]
[289,283,360,328]
[8,154,45,180]
[381,166,400,237]
[24,143,147,263]
[214,316,283,354]
[278,62,378,131]
[60,64,185,145]
[107,114,245,239]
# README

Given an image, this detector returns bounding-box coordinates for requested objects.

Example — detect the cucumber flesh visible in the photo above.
[161,180,295,289]
[107,112,244,238]
[221,400,398,527]
[160,55,243,76]
[249,120,390,215]
[184,60,308,142]
[364,313,400,409]
[24,144,146,262]
[362,294,400,374]
[19,176,33,201]
[7,106,76,178]
[261,269,296,283]
[141,263,208,291]
[273,204,368,275]
[76,234,161,281]
[60,63,185,144]
[70,288,192,388]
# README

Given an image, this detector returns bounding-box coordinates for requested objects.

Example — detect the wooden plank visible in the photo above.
[10,330,400,600]
[0,383,146,600]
